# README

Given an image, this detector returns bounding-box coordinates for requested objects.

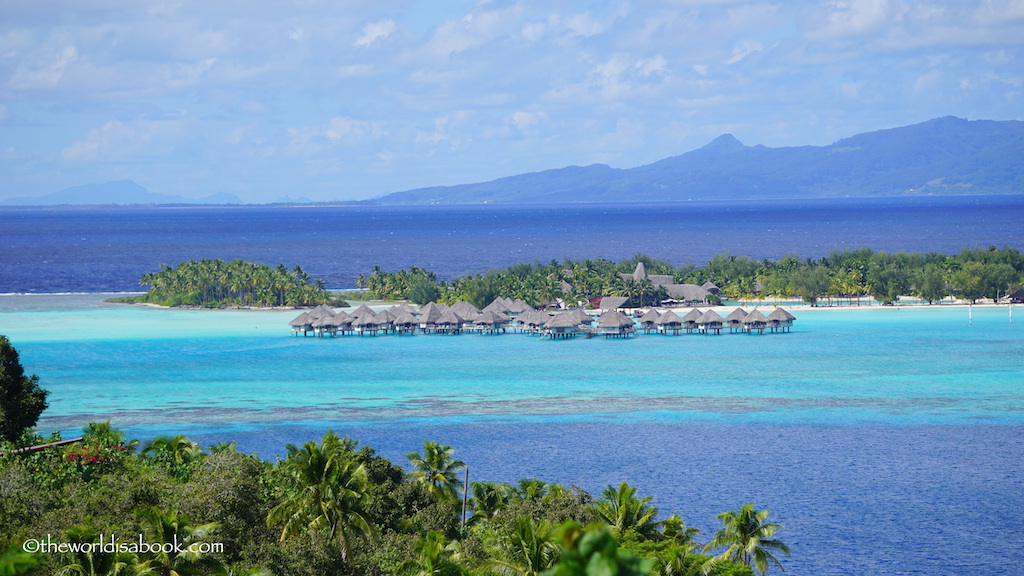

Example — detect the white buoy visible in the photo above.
[969,304,973,325]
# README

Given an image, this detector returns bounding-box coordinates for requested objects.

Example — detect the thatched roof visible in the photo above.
[680,308,703,323]
[544,312,582,329]
[724,308,749,322]
[483,298,511,313]
[289,312,313,326]
[701,281,721,293]
[435,309,465,326]
[665,284,711,302]
[312,314,338,328]
[349,304,375,317]
[517,309,551,327]
[766,308,796,322]
[417,303,444,324]
[654,310,683,325]
[597,310,635,328]
[638,309,662,323]
[352,313,379,327]
[743,309,768,324]
[392,311,419,326]
[390,303,417,315]
[568,309,593,325]
[508,299,534,313]
[697,310,724,325]
[473,310,509,325]
[599,296,629,310]
[450,300,482,318]
[308,304,337,320]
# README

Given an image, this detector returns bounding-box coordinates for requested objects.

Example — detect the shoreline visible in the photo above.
[1,290,1017,313]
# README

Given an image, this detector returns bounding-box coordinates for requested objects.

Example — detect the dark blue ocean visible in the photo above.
[2,195,1024,293]
[2,195,1024,576]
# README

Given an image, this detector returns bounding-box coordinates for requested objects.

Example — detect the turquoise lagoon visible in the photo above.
[3,294,1021,430]
[2,294,1023,576]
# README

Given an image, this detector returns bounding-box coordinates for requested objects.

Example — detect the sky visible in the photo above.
[1,0,1022,203]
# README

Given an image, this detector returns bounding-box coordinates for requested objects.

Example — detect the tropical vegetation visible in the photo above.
[361,246,1024,307]
[115,259,346,308]
[1,421,782,576]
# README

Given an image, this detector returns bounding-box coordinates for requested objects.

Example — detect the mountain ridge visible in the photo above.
[370,116,1024,204]
[1,180,242,206]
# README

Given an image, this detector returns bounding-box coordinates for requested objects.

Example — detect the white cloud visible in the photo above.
[811,0,897,40]
[354,19,396,47]
[60,119,151,161]
[564,13,605,37]
[725,39,763,64]
[512,111,547,134]
[7,45,78,90]
[636,54,669,77]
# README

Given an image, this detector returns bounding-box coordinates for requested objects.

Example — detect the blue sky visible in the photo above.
[1,0,1022,203]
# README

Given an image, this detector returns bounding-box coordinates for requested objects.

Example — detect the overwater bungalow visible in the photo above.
[680,308,703,333]
[375,308,398,334]
[290,311,314,336]
[597,310,636,338]
[742,309,769,334]
[723,308,749,333]
[701,281,721,296]
[638,309,661,333]
[543,312,581,339]
[483,298,511,314]
[515,309,551,333]
[417,302,445,332]
[654,310,684,335]
[352,310,382,336]
[391,311,419,335]
[697,310,725,334]
[434,309,465,334]
[471,310,510,334]
[766,307,796,333]
[312,313,340,337]
[450,300,482,320]
[334,311,355,335]
[507,299,534,315]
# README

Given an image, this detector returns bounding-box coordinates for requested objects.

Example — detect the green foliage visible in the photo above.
[480,516,560,576]
[542,522,652,576]
[267,431,375,560]
[596,483,660,540]
[406,441,466,504]
[140,435,204,481]
[2,426,786,576]
[0,543,43,576]
[703,504,789,576]
[135,259,334,308]
[0,336,49,443]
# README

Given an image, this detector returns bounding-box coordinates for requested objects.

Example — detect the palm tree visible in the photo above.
[703,503,789,576]
[141,435,204,480]
[469,481,510,523]
[267,431,375,559]
[395,531,468,576]
[659,514,700,547]
[134,507,225,576]
[406,441,466,503]
[56,523,135,576]
[595,482,659,539]
[481,516,560,576]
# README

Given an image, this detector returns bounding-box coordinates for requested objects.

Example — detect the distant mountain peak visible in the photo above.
[704,133,746,151]
[368,116,1023,205]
